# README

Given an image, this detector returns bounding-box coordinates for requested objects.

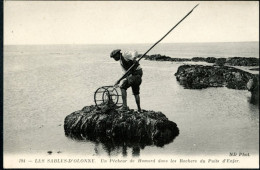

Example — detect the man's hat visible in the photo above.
[110,49,121,58]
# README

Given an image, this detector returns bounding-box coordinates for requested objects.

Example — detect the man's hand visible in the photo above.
[133,57,139,63]
[133,57,139,65]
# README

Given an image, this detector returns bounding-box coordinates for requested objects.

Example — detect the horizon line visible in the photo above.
[4,41,259,46]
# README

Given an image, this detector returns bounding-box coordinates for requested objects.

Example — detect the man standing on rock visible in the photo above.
[110,49,143,112]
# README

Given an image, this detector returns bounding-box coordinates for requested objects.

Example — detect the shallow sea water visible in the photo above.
[4,43,259,158]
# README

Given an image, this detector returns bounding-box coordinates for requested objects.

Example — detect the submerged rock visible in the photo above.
[175,65,256,90]
[64,105,179,148]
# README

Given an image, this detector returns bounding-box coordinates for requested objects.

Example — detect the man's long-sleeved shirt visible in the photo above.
[120,51,142,73]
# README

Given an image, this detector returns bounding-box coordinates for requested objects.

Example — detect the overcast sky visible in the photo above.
[4,1,259,45]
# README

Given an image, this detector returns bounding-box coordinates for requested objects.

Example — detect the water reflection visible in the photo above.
[94,142,142,157]
[66,128,179,157]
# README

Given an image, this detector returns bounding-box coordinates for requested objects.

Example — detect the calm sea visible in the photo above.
[4,42,259,158]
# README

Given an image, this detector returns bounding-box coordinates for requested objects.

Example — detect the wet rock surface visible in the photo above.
[174,65,257,90]
[141,54,259,66]
[64,105,179,150]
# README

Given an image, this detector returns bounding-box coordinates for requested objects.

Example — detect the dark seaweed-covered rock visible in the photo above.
[140,53,259,66]
[174,65,256,90]
[226,57,259,66]
[191,57,205,62]
[64,105,179,150]
[214,58,227,66]
[191,57,216,63]
[142,54,191,62]
[146,54,172,61]
[170,58,192,62]
[191,57,259,66]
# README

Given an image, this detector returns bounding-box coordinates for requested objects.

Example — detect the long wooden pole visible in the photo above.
[115,4,199,85]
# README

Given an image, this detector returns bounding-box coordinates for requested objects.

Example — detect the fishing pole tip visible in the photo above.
[191,3,199,11]
[194,4,199,8]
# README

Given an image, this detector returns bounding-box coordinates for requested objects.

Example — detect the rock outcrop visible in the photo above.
[64,105,179,149]
[191,57,216,63]
[226,57,259,66]
[174,65,256,90]
[141,54,191,62]
[175,65,259,105]
[140,54,259,66]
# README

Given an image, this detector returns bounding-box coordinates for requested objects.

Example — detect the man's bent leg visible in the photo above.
[132,76,142,112]
[121,88,127,108]
[134,94,141,111]
[120,79,131,109]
